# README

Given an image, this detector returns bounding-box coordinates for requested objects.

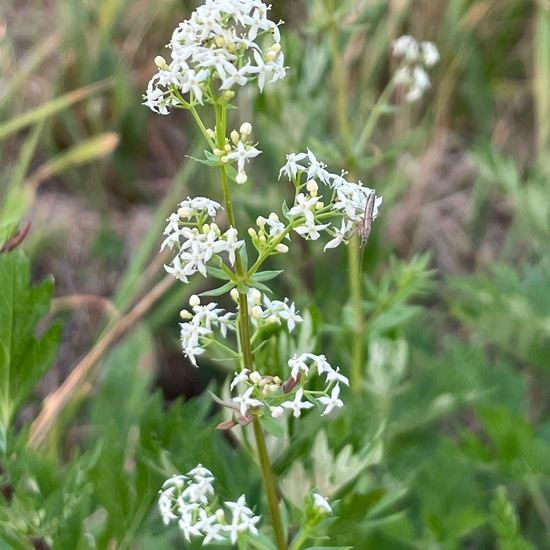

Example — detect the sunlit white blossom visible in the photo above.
[144,0,285,113]
[281,388,315,418]
[318,384,344,415]
[158,465,260,546]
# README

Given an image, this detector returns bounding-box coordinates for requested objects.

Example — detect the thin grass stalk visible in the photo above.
[534,2,550,175]
[326,0,364,393]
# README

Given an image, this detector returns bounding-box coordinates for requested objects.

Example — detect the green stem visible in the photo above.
[252,415,288,550]
[356,79,395,154]
[326,0,353,167]
[210,100,286,549]
[348,235,363,392]
[326,0,364,393]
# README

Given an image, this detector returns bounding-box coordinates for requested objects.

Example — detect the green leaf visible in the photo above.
[188,151,221,167]
[261,414,285,438]
[237,282,249,294]
[239,245,249,271]
[252,270,283,283]
[206,265,232,280]
[0,250,60,431]
[247,279,273,294]
[200,281,236,297]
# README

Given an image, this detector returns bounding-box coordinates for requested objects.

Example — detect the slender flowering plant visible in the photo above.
[142,1,422,548]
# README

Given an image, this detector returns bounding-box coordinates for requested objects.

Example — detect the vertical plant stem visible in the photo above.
[213,103,286,549]
[326,0,364,392]
[534,3,550,175]
[253,415,288,550]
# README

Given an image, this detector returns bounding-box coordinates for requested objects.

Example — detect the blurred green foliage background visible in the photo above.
[1,0,550,548]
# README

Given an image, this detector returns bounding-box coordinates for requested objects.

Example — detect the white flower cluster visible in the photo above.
[159,465,260,545]
[180,291,302,366]
[180,295,236,366]
[230,351,349,422]
[278,149,383,250]
[161,196,244,283]
[144,0,285,114]
[391,35,439,103]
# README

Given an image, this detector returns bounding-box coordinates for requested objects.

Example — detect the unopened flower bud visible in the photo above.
[230,129,240,144]
[178,207,192,218]
[267,314,278,324]
[180,309,193,320]
[215,509,225,522]
[271,406,284,418]
[206,128,215,138]
[259,235,266,244]
[230,288,239,302]
[306,179,318,195]
[236,171,248,184]
[251,305,263,319]
[256,216,266,228]
[250,371,262,384]
[268,212,280,222]
[202,223,210,234]
[240,122,252,136]
[276,243,289,253]
[251,289,262,304]
[273,376,282,385]
[248,227,257,238]
[213,148,225,157]
[154,56,168,69]
[189,295,201,307]
[315,201,324,210]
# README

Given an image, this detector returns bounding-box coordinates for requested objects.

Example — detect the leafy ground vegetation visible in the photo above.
[1,0,549,548]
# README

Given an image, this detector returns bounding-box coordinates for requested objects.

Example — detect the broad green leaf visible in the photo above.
[0,250,60,431]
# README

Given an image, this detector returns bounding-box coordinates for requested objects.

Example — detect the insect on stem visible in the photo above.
[359,191,376,249]
[357,191,376,270]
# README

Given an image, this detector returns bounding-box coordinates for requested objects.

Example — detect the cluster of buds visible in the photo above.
[212,122,262,184]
